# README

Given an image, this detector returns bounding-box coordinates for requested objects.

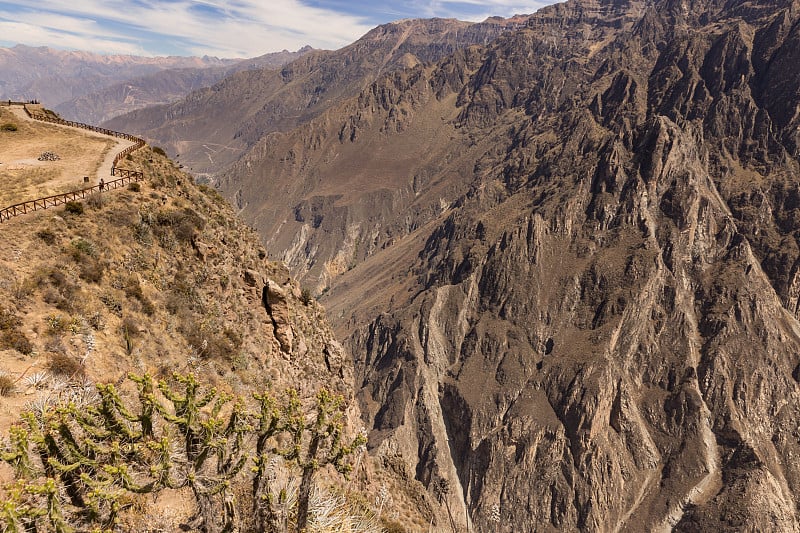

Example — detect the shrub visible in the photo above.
[71,238,96,257]
[78,257,104,283]
[40,268,79,312]
[86,192,103,209]
[123,275,143,300]
[181,322,241,361]
[153,207,205,244]
[100,293,123,315]
[87,310,105,331]
[64,201,84,215]
[47,352,84,378]
[121,315,140,337]
[174,219,197,242]
[35,228,57,244]
[382,517,408,533]
[1,329,34,355]
[0,306,20,330]
[1,123,17,132]
[139,296,155,316]
[129,182,141,192]
[0,306,33,354]
[300,287,313,306]
[123,276,154,315]
[47,269,69,289]
[44,314,67,334]
[152,146,166,157]
[0,375,15,396]
[70,239,104,283]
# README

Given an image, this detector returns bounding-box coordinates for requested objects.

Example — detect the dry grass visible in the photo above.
[0,107,117,206]
[0,374,15,396]
[47,352,85,379]
[0,128,408,528]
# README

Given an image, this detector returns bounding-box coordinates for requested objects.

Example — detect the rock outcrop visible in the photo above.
[263,279,294,353]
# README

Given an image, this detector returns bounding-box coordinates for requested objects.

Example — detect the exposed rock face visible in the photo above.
[263,279,294,354]
[219,0,800,530]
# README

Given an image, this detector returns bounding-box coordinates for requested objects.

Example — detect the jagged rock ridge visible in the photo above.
[218,0,800,530]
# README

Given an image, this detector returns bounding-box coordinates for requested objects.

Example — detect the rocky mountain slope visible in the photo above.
[53,47,314,124]
[0,44,238,109]
[106,16,527,182]
[215,0,800,530]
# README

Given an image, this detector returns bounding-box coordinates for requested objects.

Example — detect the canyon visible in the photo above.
[215,0,800,529]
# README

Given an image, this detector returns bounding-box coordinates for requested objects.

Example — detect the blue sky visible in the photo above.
[0,1,553,58]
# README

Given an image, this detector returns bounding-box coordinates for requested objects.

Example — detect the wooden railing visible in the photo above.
[0,171,144,222]
[0,104,147,223]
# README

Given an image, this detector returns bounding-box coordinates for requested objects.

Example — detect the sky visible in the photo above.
[0,1,553,58]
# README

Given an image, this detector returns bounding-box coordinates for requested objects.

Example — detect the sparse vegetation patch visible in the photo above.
[64,200,84,215]
[0,374,15,396]
[0,307,34,355]
[35,228,57,244]
[47,351,84,379]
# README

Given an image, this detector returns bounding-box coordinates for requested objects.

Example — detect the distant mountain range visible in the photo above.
[0,44,313,123]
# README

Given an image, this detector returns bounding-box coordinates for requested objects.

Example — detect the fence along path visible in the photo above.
[0,104,147,223]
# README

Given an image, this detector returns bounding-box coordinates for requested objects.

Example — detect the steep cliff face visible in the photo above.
[220,0,800,529]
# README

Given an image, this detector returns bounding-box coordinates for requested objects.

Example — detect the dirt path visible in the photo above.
[0,106,134,206]
[9,106,135,179]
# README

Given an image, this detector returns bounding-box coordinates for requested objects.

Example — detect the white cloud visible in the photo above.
[0,0,376,57]
[411,0,550,20]
[0,19,149,55]
[0,1,555,58]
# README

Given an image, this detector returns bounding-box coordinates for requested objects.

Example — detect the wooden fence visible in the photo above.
[0,171,144,222]
[0,105,147,223]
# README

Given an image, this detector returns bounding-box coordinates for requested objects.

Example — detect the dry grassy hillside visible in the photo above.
[0,145,352,417]
[0,136,431,531]
[0,106,117,206]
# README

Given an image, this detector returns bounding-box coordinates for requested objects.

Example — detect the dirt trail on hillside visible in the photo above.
[0,106,134,205]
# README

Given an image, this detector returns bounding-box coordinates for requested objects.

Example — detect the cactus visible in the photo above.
[279,387,367,532]
[1,372,364,532]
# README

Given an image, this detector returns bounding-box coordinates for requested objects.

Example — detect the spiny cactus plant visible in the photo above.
[1,371,365,533]
[277,388,367,532]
